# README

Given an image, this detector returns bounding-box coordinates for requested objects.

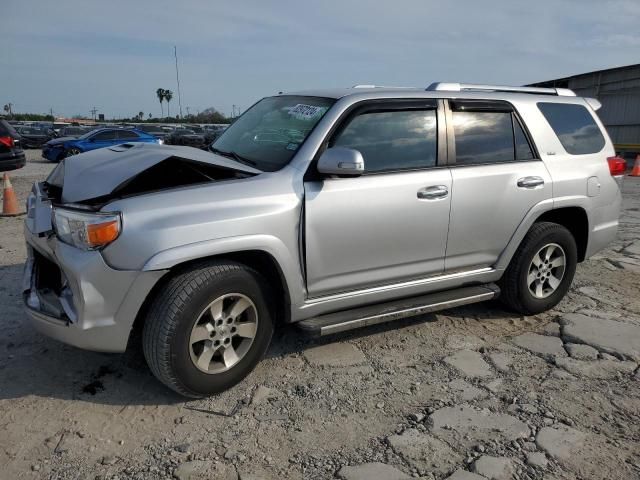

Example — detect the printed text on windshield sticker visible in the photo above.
[287,104,327,120]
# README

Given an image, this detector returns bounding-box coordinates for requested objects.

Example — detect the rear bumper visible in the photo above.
[0,150,26,172]
[23,223,166,352]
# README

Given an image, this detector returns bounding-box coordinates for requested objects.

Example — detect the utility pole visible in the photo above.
[186,106,190,117]
[232,105,236,118]
[174,46,183,119]
[49,108,54,118]
[90,107,98,121]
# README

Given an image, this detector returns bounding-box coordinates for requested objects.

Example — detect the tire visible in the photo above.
[499,222,577,315]
[65,147,81,157]
[142,260,274,397]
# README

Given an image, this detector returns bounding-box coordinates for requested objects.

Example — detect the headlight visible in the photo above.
[53,208,121,250]
[158,139,164,145]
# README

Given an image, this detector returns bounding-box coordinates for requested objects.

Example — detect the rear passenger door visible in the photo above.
[444,99,552,271]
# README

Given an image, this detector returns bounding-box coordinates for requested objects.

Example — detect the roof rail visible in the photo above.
[426,82,576,97]
[351,84,413,89]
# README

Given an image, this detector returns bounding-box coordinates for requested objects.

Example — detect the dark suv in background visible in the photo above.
[0,119,26,172]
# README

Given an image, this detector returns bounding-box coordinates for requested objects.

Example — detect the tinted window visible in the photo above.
[118,130,140,139]
[453,111,515,164]
[92,130,118,141]
[514,119,534,160]
[332,109,437,173]
[537,103,605,155]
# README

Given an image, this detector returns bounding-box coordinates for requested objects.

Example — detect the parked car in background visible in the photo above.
[52,122,71,135]
[57,126,89,138]
[137,124,169,142]
[0,119,26,171]
[165,128,206,147]
[15,126,54,148]
[204,126,227,146]
[42,127,161,162]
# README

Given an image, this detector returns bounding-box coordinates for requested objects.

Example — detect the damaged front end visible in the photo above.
[23,143,260,352]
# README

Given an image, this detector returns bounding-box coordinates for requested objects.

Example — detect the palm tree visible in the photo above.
[164,90,173,118]
[156,88,165,117]
[138,111,144,121]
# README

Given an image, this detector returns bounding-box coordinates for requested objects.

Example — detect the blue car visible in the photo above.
[42,127,162,162]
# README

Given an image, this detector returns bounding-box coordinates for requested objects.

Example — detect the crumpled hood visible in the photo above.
[46,142,262,203]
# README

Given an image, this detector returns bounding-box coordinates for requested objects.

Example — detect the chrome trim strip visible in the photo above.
[319,290,496,336]
[305,267,493,306]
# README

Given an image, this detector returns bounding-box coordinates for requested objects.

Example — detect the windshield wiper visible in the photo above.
[210,147,259,168]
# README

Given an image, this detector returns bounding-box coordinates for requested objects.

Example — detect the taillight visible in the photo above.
[0,136,14,148]
[607,156,626,176]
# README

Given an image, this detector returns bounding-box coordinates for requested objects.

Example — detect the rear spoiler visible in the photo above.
[585,98,602,111]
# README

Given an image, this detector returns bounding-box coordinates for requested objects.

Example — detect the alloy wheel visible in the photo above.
[527,243,566,299]
[188,293,258,374]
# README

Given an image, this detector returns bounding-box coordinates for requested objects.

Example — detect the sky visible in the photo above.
[2,0,639,119]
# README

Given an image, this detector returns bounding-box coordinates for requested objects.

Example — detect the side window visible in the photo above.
[332,109,437,173]
[118,130,140,140]
[452,108,535,165]
[92,130,118,141]
[537,102,605,155]
[452,110,514,165]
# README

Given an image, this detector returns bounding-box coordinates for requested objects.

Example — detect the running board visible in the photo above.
[297,283,500,336]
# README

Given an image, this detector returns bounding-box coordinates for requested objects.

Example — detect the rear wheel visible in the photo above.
[142,260,274,397]
[499,222,577,315]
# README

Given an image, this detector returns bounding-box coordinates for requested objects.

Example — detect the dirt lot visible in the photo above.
[1,150,639,480]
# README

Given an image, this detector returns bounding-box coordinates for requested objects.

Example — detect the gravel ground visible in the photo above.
[1,150,639,480]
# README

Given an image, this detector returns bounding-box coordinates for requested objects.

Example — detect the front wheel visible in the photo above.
[142,260,274,397]
[499,222,577,315]
[65,147,82,157]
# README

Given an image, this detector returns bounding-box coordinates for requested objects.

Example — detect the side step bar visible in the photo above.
[297,283,500,336]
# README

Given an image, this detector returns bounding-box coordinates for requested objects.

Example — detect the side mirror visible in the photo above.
[317,147,365,177]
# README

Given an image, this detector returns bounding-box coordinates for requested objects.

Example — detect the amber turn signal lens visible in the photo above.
[87,220,120,247]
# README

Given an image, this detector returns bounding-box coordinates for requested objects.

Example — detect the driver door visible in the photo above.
[304,100,452,297]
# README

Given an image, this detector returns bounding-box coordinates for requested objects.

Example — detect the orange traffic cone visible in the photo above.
[1,172,23,217]
[630,155,640,177]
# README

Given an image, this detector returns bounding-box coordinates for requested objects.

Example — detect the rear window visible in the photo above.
[537,102,605,155]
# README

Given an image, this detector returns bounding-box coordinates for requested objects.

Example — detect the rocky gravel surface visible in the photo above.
[0,151,639,479]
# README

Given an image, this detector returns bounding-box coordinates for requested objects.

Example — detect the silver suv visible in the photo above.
[23,83,624,397]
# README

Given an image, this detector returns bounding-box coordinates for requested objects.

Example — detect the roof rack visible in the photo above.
[426,82,576,97]
[352,84,413,89]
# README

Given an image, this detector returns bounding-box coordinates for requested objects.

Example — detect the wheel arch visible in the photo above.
[534,207,589,262]
[128,248,293,351]
[496,201,590,270]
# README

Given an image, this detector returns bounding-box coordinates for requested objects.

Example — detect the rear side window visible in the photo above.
[118,130,140,139]
[92,130,118,141]
[537,102,605,155]
[451,110,534,165]
[332,109,437,173]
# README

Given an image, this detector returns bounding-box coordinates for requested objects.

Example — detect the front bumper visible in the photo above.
[23,187,167,352]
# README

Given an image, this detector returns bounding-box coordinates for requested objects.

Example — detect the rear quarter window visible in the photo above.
[537,102,605,155]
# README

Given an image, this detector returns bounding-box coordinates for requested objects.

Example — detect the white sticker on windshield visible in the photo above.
[287,104,327,120]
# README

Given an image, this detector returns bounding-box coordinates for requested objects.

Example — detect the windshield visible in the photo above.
[212,95,334,172]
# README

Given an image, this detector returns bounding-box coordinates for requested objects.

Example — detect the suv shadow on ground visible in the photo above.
[0,260,519,406]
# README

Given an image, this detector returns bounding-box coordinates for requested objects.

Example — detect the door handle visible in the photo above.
[417,185,448,200]
[517,176,544,189]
